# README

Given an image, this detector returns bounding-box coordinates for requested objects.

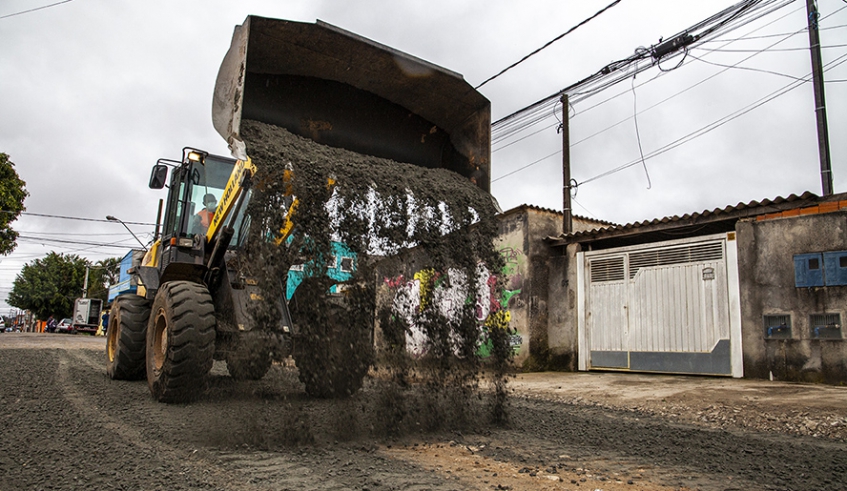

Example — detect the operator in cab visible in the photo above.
[191,193,217,236]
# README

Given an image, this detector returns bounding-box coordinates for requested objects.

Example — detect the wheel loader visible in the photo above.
[106,16,491,402]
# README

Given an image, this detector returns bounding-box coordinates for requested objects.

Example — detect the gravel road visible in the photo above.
[1,333,845,491]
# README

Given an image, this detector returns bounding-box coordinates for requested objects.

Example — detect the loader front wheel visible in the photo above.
[146,281,216,403]
[106,294,150,380]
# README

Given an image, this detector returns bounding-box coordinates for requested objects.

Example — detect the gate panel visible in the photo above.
[583,236,734,375]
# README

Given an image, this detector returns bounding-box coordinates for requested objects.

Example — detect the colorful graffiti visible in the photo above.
[384,246,525,358]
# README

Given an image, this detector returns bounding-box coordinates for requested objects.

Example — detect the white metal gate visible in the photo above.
[577,233,743,377]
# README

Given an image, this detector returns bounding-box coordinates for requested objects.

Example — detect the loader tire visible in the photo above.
[106,294,150,380]
[226,332,273,380]
[146,281,216,403]
[290,279,373,398]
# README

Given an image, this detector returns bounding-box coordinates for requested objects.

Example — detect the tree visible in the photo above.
[0,153,28,255]
[8,252,88,320]
[86,257,121,303]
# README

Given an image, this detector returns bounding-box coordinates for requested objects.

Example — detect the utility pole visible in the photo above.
[561,94,573,235]
[806,0,833,196]
[82,266,90,298]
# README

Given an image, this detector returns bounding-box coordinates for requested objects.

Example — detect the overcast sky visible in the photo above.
[1,0,845,314]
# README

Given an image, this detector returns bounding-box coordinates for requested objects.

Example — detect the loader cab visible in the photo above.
[149,148,249,280]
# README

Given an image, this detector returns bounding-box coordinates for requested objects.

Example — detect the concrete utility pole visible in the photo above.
[561,94,573,235]
[82,266,89,298]
[806,0,833,196]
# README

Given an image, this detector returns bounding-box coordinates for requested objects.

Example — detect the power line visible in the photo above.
[475,0,624,90]
[561,1,807,122]
[17,235,143,250]
[687,51,813,81]
[630,74,652,189]
[0,210,155,226]
[693,42,847,52]
[493,42,847,187]
[576,50,847,187]
[492,1,843,177]
[492,151,562,183]
[0,0,73,20]
[0,248,119,261]
[491,0,795,144]
[561,3,846,146]
[16,230,153,238]
[700,22,847,42]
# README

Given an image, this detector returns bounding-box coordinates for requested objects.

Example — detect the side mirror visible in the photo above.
[149,164,168,189]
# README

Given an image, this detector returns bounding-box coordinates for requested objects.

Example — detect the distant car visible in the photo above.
[56,318,75,334]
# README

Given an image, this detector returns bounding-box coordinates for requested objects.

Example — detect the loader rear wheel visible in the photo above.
[146,281,216,403]
[226,332,273,380]
[106,294,150,380]
[290,279,373,398]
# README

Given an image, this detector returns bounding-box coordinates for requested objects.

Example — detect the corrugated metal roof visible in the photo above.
[545,191,845,245]
[500,203,617,227]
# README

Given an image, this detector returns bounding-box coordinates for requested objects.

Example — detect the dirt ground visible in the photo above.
[1,332,845,491]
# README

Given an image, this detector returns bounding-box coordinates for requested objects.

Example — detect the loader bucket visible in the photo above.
[212,16,491,192]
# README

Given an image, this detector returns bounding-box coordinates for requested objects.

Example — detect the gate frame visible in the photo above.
[576,232,743,377]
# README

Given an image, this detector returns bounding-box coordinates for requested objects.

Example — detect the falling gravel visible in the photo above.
[239,120,511,430]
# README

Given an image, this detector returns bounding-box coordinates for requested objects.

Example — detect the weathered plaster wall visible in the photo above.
[516,209,562,368]
[736,212,847,383]
[494,210,530,365]
[541,217,598,371]
[545,242,579,371]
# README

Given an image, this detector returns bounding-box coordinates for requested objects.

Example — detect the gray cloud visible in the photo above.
[0,0,844,312]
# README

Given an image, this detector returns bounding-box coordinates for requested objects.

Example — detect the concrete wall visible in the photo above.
[545,242,580,371]
[736,212,847,383]
[495,208,599,369]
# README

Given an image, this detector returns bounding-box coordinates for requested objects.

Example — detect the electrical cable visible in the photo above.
[475,0,624,90]
[559,1,805,122]
[693,43,847,52]
[0,210,155,226]
[701,22,847,42]
[687,51,814,81]
[630,74,652,189]
[576,50,847,187]
[16,230,152,238]
[492,150,562,183]
[0,247,118,261]
[494,1,840,174]
[17,235,145,250]
[565,5,844,146]
[572,196,599,220]
[492,0,797,145]
[657,48,689,72]
[0,0,73,20]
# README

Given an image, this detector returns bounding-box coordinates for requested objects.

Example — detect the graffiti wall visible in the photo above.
[374,205,574,368]
[382,240,527,361]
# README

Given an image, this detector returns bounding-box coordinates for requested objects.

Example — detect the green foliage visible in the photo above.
[8,252,90,320]
[86,257,121,303]
[0,153,28,255]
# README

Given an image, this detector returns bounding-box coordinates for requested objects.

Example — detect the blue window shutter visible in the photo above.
[823,251,847,286]
[794,253,824,287]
